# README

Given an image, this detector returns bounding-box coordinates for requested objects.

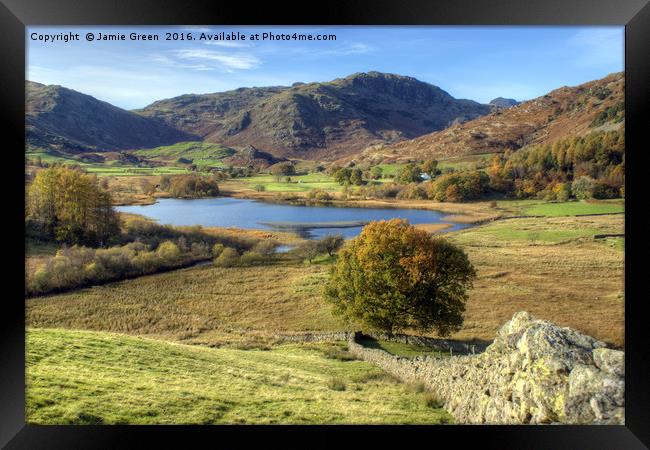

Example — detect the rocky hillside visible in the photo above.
[135,72,491,160]
[489,97,519,109]
[26,81,195,153]
[357,72,624,163]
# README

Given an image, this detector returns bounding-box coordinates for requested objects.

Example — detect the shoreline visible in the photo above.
[114,186,499,225]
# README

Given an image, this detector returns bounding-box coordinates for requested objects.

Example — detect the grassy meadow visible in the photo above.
[237,173,343,192]
[492,198,625,217]
[27,328,451,425]
[27,211,624,347]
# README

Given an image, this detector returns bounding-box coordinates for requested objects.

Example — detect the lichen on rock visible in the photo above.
[347,311,624,424]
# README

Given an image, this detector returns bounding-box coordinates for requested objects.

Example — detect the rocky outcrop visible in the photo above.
[348,311,624,424]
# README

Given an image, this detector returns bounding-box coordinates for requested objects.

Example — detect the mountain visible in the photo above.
[489,97,519,108]
[135,72,491,160]
[26,81,195,153]
[356,72,624,163]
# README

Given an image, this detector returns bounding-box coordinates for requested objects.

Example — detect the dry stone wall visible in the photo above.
[347,311,624,424]
[273,331,487,353]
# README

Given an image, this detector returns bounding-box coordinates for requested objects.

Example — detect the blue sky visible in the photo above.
[27,26,623,110]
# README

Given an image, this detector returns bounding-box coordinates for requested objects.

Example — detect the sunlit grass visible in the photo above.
[27,328,452,424]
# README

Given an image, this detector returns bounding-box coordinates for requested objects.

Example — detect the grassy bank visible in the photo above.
[27,328,451,424]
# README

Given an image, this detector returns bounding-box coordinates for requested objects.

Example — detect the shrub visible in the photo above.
[325,219,475,335]
[426,170,490,202]
[156,241,181,262]
[396,183,427,200]
[572,176,597,200]
[307,189,333,201]
[213,247,240,268]
[26,241,196,296]
[359,183,402,199]
[317,234,345,256]
[269,162,296,181]
[592,182,620,199]
[395,163,422,184]
[239,251,267,266]
[293,241,321,264]
[167,174,219,198]
[251,240,279,257]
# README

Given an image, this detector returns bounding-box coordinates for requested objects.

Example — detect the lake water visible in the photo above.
[116,197,471,239]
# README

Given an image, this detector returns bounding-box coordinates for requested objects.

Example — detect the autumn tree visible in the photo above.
[421,159,439,178]
[395,163,422,184]
[370,166,383,180]
[294,240,321,263]
[270,162,296,182]
[317,234,345,256]
[27,166,120,246]
[325,219,475,335]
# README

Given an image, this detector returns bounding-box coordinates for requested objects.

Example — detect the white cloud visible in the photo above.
[204,41,250,48]
[323,42,374,55]
[171,48,261,71]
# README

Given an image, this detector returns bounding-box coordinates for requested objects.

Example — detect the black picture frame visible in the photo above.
[2,0,648,448]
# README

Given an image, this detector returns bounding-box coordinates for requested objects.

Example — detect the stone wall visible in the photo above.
[347,311,624,424]
[274,331,489,353]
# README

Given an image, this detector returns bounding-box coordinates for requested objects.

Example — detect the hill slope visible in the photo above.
[136,72,491,160]
[27,328,451,424]
[26,81,196,153]
[358,72,624,163]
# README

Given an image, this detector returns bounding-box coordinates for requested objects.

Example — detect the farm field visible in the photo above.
[27,212,624,347]
[132,141,235,168]
[27,328,451,425]
[235,173,343,192]
[26,150,190,177]
[492,198,625,217]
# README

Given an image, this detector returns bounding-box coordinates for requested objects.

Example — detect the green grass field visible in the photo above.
[27,328,451,424]
[85,166,189,176]
[132,141,235,168]
[494,199,624,217]
[238,173,343,192]
[26,150,190,177]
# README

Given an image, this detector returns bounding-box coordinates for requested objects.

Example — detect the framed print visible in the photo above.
[2,0,649,448]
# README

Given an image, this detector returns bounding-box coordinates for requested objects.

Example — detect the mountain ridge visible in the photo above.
[352,72,624,164]
[134,71,491,160]
[26,81,196,153]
